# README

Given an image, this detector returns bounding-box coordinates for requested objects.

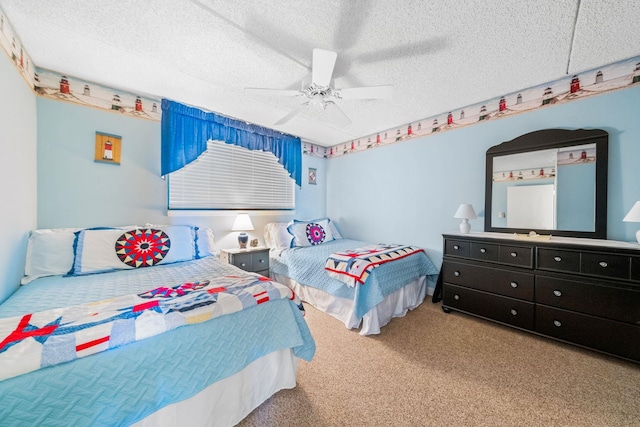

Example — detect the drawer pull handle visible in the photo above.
[454,294,460,300]
[510,309,518,316]
[510,252,517,257]
[259,259,265,263]
[553,320,562,327]
[240,263,246,267]
[454,271,460,277]
[510,282,518,288]
[554,256,562,262]
[599,261,608,268]
[480,248,486,253]
[553,290,562,297]
[453,245,460,250]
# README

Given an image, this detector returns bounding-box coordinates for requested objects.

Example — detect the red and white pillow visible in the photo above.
[68,225,196,276]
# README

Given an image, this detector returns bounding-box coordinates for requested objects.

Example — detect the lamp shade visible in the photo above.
[231,213,254,231]
[454,204,477,219]
[623,202,640,222]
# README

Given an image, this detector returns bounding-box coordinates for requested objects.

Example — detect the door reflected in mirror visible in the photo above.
[491,143,597,232]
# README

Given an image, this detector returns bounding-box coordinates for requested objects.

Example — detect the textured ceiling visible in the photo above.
[2,0,640,147]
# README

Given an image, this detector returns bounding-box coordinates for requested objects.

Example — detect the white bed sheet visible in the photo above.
[134,348,296,427]
[272,272,428,335]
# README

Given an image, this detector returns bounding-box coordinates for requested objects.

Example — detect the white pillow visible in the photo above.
[328,219,343,239]
[22,228,81,284]
[69,226,196,276]
[196,227,219,258]
[264,222,293,250]
[288,219,334,247]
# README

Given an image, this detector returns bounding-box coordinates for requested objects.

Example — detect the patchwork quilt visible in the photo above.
[0,274,302,381]
[325,244,425,287]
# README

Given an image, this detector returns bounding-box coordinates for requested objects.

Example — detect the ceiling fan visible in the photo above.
[245,48,393,127]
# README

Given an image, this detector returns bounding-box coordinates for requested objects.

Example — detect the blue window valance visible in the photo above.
[161,99,302,186]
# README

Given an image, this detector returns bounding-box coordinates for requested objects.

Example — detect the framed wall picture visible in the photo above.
[94,131,122,165]
[308,167,317,185]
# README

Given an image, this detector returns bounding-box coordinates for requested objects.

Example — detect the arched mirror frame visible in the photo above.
[484,128,608,239]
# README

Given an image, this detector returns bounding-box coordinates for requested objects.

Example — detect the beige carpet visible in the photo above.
[238,301,640,427]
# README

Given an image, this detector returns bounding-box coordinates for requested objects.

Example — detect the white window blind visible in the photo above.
[169,140,295,210]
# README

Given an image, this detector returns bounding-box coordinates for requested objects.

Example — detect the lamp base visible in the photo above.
[636,229,640,245]
[459,219,471,234]
[238,232,248,249]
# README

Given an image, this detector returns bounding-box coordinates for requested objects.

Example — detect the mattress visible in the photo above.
[0,257,315,426]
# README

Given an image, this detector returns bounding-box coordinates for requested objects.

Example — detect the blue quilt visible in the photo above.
[271,239,439,319]
[0,257,315,426]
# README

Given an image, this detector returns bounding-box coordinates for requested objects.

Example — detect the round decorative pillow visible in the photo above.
[115,228,171,268]
[305,223,326,245]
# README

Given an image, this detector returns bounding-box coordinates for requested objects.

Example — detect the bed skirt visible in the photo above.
[272,272,428,335]
[134,348,297,427]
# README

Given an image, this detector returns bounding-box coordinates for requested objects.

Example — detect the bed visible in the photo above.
[0,225,315,427]
[265,219,439,335]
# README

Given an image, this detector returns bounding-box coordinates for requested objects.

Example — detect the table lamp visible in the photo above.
[623,201,640,244]
[231,213,254,248]
[454,204,477,234]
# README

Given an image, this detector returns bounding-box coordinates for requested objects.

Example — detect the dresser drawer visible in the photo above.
[580,252,630,280]
[535,305,640,361]
[443,261,534,300]
[232,253,253,270]
[251,251,270,272]
[444,239,470,258]
[536,275,640,325]
[537,248,580,273]
[443,284,534,330]
[633,257,640,282]
[469,242,499,262]
[499,245,533,268]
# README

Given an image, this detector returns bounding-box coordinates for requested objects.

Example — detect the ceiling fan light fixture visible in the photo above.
[302,83,332,98]
[309,93,326,109]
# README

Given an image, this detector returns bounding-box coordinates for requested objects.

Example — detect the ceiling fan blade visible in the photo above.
[324,101,351,128]
[274,102,309,125]
[245,88,301,97]
[312,48,337,87]
[335,85,393,100]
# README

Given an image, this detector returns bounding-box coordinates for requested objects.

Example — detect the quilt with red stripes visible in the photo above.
[0,274,302,382]
[324,244,425,287]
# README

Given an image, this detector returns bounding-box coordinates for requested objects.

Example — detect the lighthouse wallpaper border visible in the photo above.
[94,132,122,165]
[3,4,640,162]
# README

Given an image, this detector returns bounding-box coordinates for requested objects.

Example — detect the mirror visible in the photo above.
[484,129,608,239]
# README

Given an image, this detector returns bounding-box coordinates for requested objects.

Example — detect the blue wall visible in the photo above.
[36,97,327,249]
[327,85,640,272]
[37,98,166,228]
[556,162,596,231]
[0,52,38,303]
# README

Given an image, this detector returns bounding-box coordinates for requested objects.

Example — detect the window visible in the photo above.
[168,140,295,210]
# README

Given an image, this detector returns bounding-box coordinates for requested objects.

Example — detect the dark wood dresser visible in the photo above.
[442,232,640,362]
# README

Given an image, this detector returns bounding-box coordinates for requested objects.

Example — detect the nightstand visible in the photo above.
[220,247,270,277]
